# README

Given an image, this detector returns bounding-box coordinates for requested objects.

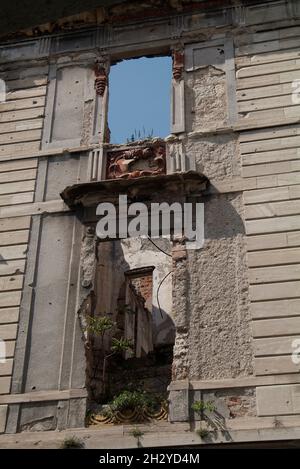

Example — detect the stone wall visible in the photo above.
[0,0,300,446]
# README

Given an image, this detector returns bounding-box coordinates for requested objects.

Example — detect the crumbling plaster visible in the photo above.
[170,194,252,382]
[179,49,252,382]
[186,66,228,132]
[184,63,241,180]
[185,133,241,180]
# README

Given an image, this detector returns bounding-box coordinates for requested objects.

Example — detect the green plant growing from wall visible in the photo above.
[130,427,144,438]
[60,436,85,449]
[130,427,144,447]
[192,399,227,436]
[126,127,154,143]
[105,390,158,415]
[86,315,133,398]
[192,400,216,439]
[196,428,210,439]
[101,389,163,425]
[192,400,216,415]
[87,316,115,337]
[111,337,133,353]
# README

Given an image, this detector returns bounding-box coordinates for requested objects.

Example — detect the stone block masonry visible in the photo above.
[0,0,300,448]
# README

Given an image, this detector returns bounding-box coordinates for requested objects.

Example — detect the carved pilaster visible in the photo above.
[166,141,195,174]
[171,48,185,134]
[88,147,105,181]
[172,48,184,81]
[94,57,108,96]
[91,55,110,145]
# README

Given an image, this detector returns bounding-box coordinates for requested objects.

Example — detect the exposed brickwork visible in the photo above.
[131,274,153,310]
[215,388,257,418]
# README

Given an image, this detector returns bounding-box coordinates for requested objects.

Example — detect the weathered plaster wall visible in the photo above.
[186,67,227,132]
[186,134,241,180]
[187,194,252,380]
[5,152,89,432]
[179,38,252,384]
[0,60,49,433]
[171,194,252,382]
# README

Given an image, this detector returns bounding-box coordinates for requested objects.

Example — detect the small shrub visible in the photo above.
[126,128,154,143]
[192,400,216,415]
[130,427,144,438]
[111,337,133,354]
[196,428,209,439]
[60,436,85,449]
[104,390,159,416]
[86,315,115,336]
[204,401,216,413]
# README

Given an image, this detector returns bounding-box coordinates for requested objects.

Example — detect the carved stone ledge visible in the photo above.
[88,404,168,426]
[106,142,166,180]
[60,171,209,211]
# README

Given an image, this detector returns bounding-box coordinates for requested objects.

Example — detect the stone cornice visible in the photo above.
[0,1,298,64]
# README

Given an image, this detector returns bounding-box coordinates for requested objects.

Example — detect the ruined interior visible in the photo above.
[86,236,174,404]
[0,0,300,449]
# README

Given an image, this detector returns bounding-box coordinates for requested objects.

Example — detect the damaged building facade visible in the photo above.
[0,0,300,447]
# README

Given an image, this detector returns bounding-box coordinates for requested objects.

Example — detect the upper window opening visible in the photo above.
[108,56,172,144]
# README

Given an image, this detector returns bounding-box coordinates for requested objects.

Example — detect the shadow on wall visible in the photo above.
[185,189,252,381]
[202,190,245,240]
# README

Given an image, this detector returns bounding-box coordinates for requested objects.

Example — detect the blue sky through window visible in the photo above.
[108,56,172,144]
